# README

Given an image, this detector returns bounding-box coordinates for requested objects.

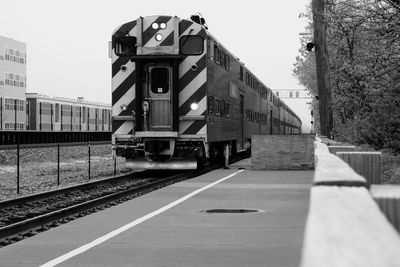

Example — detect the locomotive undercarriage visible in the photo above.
[115,137,206,170]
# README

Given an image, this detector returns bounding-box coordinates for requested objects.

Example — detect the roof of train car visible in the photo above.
[25,93,110,108]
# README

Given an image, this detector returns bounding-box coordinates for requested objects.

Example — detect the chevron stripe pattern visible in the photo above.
[112,20,137,135]
[177,21,207,136]
[111,16,208,137]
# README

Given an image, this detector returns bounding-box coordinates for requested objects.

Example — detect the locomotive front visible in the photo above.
[110,15,208,169]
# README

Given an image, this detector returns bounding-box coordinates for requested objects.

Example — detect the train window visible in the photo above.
[180,36,204,55]
[220,100,225,116]
[208,39,214,60]
[55,103,60,122]
[114,36,137,57]
[225,103,230,117]
[207,96,214,114]
[215,99,220,115]
[225,55,230,71]
[220,52,225,69]
[82,107,86,123]
[214,46,220,64]
[150,68,169,94]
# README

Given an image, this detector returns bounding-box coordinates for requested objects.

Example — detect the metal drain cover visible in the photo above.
[203,209,262,214]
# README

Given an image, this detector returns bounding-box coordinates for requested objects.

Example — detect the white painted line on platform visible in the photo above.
[40,169,244,267]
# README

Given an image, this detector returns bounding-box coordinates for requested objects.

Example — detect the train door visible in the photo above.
[147,66,172,131]
[240,94,244,150]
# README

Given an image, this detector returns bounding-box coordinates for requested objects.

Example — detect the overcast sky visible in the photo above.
[1,0,310,104]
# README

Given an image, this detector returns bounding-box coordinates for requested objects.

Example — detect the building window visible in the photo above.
[5,98,15,110]
[4,73,26,87]
[290,92,293,98]
[16,99,25,111]
[296,91,299,98]
[4,48,26,64]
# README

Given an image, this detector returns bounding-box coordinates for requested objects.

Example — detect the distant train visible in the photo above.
[110,14,302,170]
[25,93,111,131]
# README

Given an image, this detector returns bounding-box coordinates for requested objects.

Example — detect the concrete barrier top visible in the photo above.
[300,186,400,267]
[337,151,382,155]
[314,141,367,186]
[301,139,400,267]
[371,185,400,198]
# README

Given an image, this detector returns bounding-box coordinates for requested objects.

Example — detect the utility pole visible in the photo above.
[312,0,333,137]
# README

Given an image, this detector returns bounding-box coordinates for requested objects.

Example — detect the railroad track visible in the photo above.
[0,164,219,247]
[0,151,248,247]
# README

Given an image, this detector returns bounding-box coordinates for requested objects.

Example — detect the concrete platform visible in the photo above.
[0,161,313,267]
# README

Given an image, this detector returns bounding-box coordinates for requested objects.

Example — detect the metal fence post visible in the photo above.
[17,143,20,194]
[57,144,60,186]
[114,157,117,175]
[88,142,91,180]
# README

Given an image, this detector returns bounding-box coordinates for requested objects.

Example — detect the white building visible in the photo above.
[274,89,313,133]
[0,35,27,130]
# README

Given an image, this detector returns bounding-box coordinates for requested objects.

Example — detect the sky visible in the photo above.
[0,0,310,106]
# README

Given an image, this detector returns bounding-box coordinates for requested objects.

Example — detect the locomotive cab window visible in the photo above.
[180,36,203,55]
[114,36,137,56]
[150,68,169,94]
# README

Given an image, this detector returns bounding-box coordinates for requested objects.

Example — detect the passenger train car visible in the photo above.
[110,15,302,169]
[26,93,111,132]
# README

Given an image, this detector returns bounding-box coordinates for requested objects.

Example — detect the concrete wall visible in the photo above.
[251,135,314,170]
[300,140,400,267]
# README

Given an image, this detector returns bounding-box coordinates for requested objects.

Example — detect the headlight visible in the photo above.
[155,33,163,41]
[152,22,159,29]
[190,103,199,111]
[120,104,127,111]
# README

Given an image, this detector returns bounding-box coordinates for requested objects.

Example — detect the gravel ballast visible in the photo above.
[0,144,130,201]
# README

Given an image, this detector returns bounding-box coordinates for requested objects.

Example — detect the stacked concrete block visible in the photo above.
[251,135,314,170]
[337,152,382,184]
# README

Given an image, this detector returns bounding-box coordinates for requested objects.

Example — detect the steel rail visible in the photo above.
[0,171,139,210]
[0,168,205,244]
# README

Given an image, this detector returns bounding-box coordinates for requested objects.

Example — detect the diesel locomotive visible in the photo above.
[110,14,302,169]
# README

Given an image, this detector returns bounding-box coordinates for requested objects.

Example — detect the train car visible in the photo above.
[110,14,302,170]
[26,93,111,132]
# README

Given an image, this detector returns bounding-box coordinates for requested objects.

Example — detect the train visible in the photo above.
[110,14,302,170]
[25,93,111,132]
